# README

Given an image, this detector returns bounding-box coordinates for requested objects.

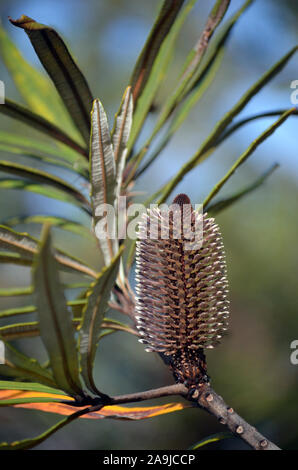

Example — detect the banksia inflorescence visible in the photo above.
[135,194,229,388]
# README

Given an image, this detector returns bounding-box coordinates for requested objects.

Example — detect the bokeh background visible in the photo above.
[0,0,297,450]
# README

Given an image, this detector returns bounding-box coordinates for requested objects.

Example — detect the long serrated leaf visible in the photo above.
[112,87,133,166]
[0,300,86,320]
[0,380,66,394]
[0,317,135,342]
[4,215,93,240]
[128,0,198,152]
[130,0,185,104]
[0,160,90,210]
[90,99,117,265]
[33,225,83,397]
[0,342,57,388]
[156,0,230,124]
[79,247,123,396]
[206,163,279,215]
[0,225,97,278]
[0,131,88,177]
[158,46,298,202]
[131,0,253,173]
[0,99,88,158]
[0,178,91,211]
[203,110,294,206]
[0,22,81,141]
[10,15,94,145]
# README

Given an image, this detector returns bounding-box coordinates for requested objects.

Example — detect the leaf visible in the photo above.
[79,248,123,396]
[33,225,84,397]
[90,99,118,265]
[131,0,253,175]
[156,0,230,126]
[189,432,233,449]
[158,46,298,203]
[203,109,295,207]
[0,160,90,211]
[216,108,298,145]
[0,225,97,278]
[0,398,190,450]
[135,45,224,178]
[0,99,88,158]
[10,15,94,145]
[4,215,93,240]
[0,131,89,178]
[112,87,133,166]
[128,0,198,152]
[0,300,86,320]
[206,163,279,215]
[0,342,57,388]
[0,317,135,342]
[0,380,66,394]
[0,388,191,419]
[0,251,32,267]
[0,22,81,142]
[130,0,185,104]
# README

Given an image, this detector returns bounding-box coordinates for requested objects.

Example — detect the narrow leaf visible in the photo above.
[0,380,66,394]
[90,99,117,265]
[0,22,81,141]
[79,248,123,396]
[189,432,233,449]
[0,99,88,158]
[207,163,279,215]
[10,15,94,145]
[33,224,83,396]
[0,160,90,210]
[0,225,97,278]
[158,46,298,202]
[0,342,56,388]
[130,0,185,104]
[204,110,294,207]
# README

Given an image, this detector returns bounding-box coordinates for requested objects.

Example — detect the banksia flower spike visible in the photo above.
[135,194,229,388]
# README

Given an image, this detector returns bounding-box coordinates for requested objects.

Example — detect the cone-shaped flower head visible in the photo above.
[135,194,229,386]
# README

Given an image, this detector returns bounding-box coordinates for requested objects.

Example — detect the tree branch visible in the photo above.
[78,381,280,450]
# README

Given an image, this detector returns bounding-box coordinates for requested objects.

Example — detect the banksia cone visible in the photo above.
[135,194,229,387]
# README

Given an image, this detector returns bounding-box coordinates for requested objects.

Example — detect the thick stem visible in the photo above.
[191,382,280,450]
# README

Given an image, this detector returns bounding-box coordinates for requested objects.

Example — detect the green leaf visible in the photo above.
[0,380,66,394]
[0,286,33,296]
[0,21,81,142]
[33,224,84,397]
[156,0,230,127]
[0,342,57,388]
[0,160,90,211]
[135,45,224,178]
[4,215,93,240]
[0,224,97,278]
[0,99,88,158]
[189,432,233,449]
[131,0,253,174]
[0,178,91,212]
[130,0,185,104]
[0,251,32,267]
[90,99,118,265]
[112,86,133,166]
[10,15,94,146]
[79,247,123,396]
[0,300,86,320]
[203,109,294,207]
[0,131,89,178]
[206,163,279,215]
[128,0,198,152]
[158,46,298,203]
[0,317,135,342]
[0,410,84,450]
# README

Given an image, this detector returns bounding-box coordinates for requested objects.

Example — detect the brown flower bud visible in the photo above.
[135,194,229,386]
